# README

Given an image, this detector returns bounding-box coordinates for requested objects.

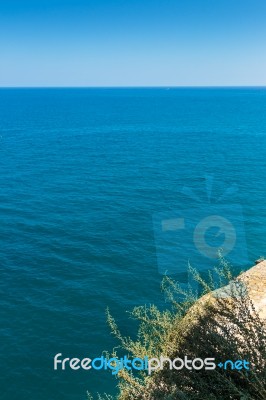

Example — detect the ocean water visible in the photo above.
[0,88,266,399]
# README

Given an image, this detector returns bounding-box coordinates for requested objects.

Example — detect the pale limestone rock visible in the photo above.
[185,260,266,327]
[237,260,266,321]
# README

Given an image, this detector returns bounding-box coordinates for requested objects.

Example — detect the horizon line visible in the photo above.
[0,85,266,89]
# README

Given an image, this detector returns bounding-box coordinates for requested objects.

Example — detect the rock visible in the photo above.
[237,259,266,321]
[185,260,266,327]
[255,258,265,265]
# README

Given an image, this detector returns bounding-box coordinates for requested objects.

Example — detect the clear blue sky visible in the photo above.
[1,0,266,86]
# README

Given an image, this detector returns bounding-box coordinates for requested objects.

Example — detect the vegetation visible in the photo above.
[88,259,266,400]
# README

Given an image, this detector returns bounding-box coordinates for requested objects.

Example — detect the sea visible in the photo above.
[0,88,266,399]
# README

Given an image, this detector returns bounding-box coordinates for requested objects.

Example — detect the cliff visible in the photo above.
[182,259,266,333]
[237,259,266,321]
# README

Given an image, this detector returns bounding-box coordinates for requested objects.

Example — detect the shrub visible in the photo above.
[88,259,266,400]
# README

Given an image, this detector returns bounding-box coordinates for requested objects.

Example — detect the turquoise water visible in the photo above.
[0,88,266,399]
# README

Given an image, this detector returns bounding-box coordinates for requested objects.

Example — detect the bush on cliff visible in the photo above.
[88,260,266,400]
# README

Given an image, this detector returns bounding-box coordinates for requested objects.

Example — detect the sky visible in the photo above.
[0,0,266,86]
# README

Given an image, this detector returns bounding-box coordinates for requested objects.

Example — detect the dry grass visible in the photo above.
[88,260,266,400]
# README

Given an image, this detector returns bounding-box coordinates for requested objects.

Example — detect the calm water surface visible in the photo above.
[0,88,266,399]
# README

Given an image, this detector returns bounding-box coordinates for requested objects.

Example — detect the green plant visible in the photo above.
[88,259,266,400]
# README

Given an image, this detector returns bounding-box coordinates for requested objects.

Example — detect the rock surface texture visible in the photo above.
[188,260,266,326]
[238,259,266,321]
